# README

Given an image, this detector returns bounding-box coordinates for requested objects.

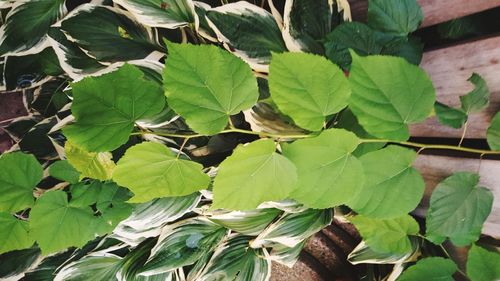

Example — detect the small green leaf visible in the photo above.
[141,218,227,276]
[64,64,165,152]
[397,257,457,281]
[113,0,196,29]
[65,141,116,181]
[282,129,364,208]
[113,142,210,203]
[350,215,419,254]
[206,1,287,72]
[460,73,490,113]
[70,181,101,207]
[48,160,80,184]
[348,145,425,219]
[0,152,42,213]
[467,244,500,281]
[0,212,34,254]
[487,112,500,150]
[164,42,259,135]
[348,52,435,140]
[434,102,468,129]
[96,182,133,227]
[368,0,423,36]
[29,191,98,254]
[426,172,493,246]
[212,139,297,210]
[269,53,351,131]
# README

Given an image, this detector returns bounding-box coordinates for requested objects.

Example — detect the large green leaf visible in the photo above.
[251,209,332,248]
[113,0,196,29]
[48,160,80,184]
[350,215,419,254]
[348,145,425,219]
[207,208,282,236]
[190,235,270,281]
[141,218,227,275]
[113,142,210,203]
[367,0,423,36]
[269,53,351,131]
[434,102,467,129]
[397,257,456,281]
[164,42,259,135]
[59,4,160,62]
[64,64,165,152]
[282,0,334,53]
[348,52,435,140]
[282,129,364,208]
[0,0,66,56]
[487,112,500,150]
[426,172,493,246]
[206,1,287,72]
[0,152,42,213]
[29,191,98,254]
[466,244,500,281]
[212,139,297,210]
[460,73,490,113]
[0,212,34,254]
[65,141,116,181]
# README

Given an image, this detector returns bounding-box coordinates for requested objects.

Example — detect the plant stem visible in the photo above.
[458,121,468,147]
[131,129,500,155]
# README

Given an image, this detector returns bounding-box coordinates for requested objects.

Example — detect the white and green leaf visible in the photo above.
[348,238,419,265]
[206,208,282,236]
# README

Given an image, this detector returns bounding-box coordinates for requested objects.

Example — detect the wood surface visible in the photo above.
[348,0,500,27]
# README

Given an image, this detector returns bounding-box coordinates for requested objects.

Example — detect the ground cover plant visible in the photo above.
[0,0,499,280]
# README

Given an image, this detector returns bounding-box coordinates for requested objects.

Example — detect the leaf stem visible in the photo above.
[131,129,500,155]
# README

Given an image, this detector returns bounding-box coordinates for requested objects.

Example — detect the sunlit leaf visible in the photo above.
[65,141,116,181]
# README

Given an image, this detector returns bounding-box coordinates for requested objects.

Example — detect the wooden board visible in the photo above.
[348,0,500,27]
[410,36,500,139]
[414,154,500,239]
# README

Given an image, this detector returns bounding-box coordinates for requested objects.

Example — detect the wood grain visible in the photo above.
[348,0,500,27]
[414,155,500,239]
[410,36,500,139]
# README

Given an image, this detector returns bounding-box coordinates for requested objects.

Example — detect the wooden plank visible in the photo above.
[348,0,500,28]
[410,36,500,139]
[414,155,500,239]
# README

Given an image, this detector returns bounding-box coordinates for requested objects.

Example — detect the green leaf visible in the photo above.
[379,35,423,65]
[367,0,423,36]
[29,190,98,254]
[141,218,227,276]
[70,181,101,207]
[206,1,287,72]
[460,73,490,113]
[434,102,467,129]
[164,42,259,135]
[351,215,419,254]
[48,160,80,184]
[65,141,116,181]
[0,0,66,56]
[59,4,160,62]
[190,235,270,281]
[54,253,123,281]
[212,139,297,210]
[397,257,457,281]
[96,182,133,230]
[0,212,34,254]
[269,53,351,131]
[348,238,420,265]
[467,244,500,281]
[64,64,165,152]
[113,142,210,203]
[113,0,196,29]
[251,209,332,248]
[282,129,364,208]
[207,208,282,236]
[0,152,42,213]
[487,112,500,150]
[348,145,425,219]
[324,22,383,69]
[282,0,334,53]
[348,52,435,140]
[426,172,493,246]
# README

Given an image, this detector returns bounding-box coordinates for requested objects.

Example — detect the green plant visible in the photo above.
[0,0,499,280]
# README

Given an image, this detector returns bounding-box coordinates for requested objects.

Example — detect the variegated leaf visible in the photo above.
[348,238,420,265]
[206,208,282,236]
[265,240,305,268]
[54,253,123,281]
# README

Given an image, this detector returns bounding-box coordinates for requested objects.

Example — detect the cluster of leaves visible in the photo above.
[1,0,500,280]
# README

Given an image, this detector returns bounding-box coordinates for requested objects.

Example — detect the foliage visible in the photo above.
[0,0,498,280]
